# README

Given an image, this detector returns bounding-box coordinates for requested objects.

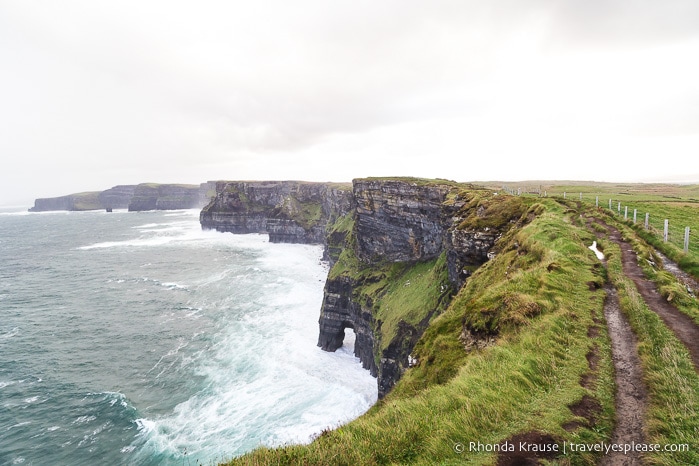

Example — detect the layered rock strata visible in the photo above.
[353,179,450,262]
[128,184,201,211]
[199,181,353,245]
[201,178,525,398]
[98,185,135,210]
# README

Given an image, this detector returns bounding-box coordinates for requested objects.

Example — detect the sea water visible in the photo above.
[0,208,377,465]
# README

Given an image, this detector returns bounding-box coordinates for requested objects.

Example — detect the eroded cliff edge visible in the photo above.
[200,178,526,398]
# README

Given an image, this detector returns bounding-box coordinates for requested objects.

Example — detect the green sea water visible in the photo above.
[0,208,376,465]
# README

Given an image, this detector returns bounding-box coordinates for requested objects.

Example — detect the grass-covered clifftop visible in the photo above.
[224,198,618,465]
[215,181,699,464]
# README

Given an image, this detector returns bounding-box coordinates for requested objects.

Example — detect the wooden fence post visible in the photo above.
[685,227,690,253]
[596,196,599,207]
[609,199,612,210]
[618,202,621,213]
[624,206,628,220]
[645,213,649,230]
[633,209,637,224]
[664,219,669,243]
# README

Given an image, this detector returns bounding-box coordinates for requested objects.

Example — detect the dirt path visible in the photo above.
[588,220,646,466]
[585,218,647,465]
[599,284,646,466]
[600,221,699,371]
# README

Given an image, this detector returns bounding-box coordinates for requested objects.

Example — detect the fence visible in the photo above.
[578,193,691,253]
[502,187,693,254]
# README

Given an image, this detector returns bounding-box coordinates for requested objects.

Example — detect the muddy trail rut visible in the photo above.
[595,219,699,371]
[585,220,647,465]
[599,284,646,466]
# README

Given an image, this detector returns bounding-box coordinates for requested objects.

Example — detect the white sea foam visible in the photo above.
[160,282,188,290]
[132,222,165,229]
[72,415,97,425]
[77,218,261,250]
[132,240,377,463]
[8,421,32,430]
[0,211,32,216]
[0,327,19,339]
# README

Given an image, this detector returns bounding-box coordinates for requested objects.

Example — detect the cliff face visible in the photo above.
[318,179,456,397]
[199,181,352,245]
[353,180,450,263]
[98,185,136,210]
[200,177,526,398]
[29,192,102,212]
[30,183,213,212]
[127,184,202,211]
[29,195,78,212]
[317,180,526,397]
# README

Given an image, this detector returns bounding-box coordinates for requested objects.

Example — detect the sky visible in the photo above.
[1,0,699,205]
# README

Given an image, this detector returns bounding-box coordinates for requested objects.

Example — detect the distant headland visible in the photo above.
[28,182,217,212]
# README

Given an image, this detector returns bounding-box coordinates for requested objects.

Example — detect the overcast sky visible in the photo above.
[2,0,699,205]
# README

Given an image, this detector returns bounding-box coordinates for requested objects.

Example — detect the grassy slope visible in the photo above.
[224,199,616,465]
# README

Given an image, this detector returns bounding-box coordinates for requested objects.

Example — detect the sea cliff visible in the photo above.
[127,184,202,211]
[199,181,352,245]
[29,183,213,212]
[201,178,525,397]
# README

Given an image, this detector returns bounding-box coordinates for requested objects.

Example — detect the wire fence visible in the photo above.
[503,187,693,254]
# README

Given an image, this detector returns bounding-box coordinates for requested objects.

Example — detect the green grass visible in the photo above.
[328,248,450,354]
[454,190,528,231]
[71,192,102,210]
[291,200,323,230]
[602,236,699,464]
[607,201,699,270]
[372,254,450,353]
[223,199,616,465]
[526,181,699,279]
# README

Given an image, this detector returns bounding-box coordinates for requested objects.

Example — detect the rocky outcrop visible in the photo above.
[443,192,528,290]
[128,184,201,211]
[317,275,378,376]
[201,177,527,398]
[317,179,526,398]
[199,181,352,245]
[318,179,456,397]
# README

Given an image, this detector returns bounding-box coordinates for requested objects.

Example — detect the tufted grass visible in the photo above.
[222,199,617,465]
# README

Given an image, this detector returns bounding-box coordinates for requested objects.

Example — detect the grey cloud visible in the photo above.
[1,0,698,204]
[546,0,699,45]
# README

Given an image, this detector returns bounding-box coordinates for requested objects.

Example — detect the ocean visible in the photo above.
[0,208,377,465]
